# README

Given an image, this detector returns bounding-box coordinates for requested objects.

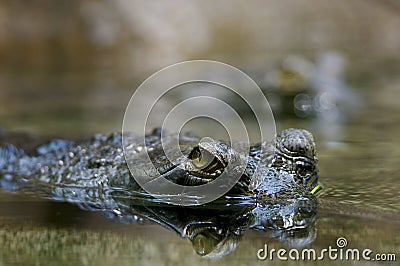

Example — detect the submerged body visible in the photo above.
[0,128,320,256]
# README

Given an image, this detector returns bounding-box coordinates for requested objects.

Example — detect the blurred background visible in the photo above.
[1,1,399,265]
[1,0,399,140]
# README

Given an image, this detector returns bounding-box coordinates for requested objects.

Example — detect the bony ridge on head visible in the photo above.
[274,128,320,192]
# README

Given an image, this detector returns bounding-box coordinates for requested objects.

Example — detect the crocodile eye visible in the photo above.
[189,147,223,174]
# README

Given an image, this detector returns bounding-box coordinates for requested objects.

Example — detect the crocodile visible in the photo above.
[0,128,320,257]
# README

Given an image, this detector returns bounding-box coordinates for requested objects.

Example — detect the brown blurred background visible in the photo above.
[1,0,399,138]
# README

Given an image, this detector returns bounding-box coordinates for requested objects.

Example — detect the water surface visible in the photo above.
[1,78,399,265]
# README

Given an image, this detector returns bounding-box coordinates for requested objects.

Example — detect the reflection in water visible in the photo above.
[0,176,317,258]
[94,195,317,258]
[0,175,317,258]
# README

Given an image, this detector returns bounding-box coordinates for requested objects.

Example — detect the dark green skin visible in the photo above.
[0,128,319,257]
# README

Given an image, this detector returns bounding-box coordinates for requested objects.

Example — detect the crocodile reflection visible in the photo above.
[0,128,320,257]
[98,193,317,258]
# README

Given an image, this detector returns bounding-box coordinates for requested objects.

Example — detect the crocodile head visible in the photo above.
[128,128,320,198]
